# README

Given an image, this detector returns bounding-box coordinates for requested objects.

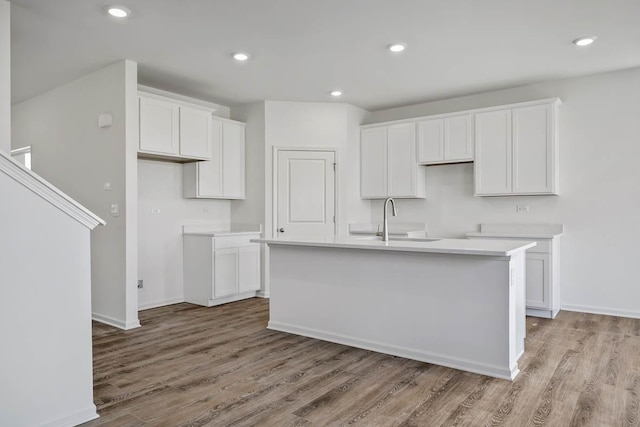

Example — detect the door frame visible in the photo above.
[272,146,339,239]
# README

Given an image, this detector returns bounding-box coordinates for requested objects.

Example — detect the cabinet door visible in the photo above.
[222,121,246,199]
[387,123,417,197]
[525,253,550,309]
[213,248,238,298]
[139,96,179,155]
[195,119,223,197]
[445,115,474,162]
[512,104,555,194]
[179,106,211,159]
[475,109,512,195]
[417,119,444,163]
[361,127,388,198]
[238,245,260,293]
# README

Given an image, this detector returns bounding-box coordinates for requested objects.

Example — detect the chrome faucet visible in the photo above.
[381,197,397,242]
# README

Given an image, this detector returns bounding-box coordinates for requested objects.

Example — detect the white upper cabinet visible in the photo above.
[475,99,559,196]
[183,117,246,200]
[178,106,211,159]
[138,92,213,161]
[139,96,179,156]
[418,114,474,164]
[361,123,425,199]
[360,127,388,198]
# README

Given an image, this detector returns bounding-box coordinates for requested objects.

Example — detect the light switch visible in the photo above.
[104,182,111,191]
[98,113,113,128]
[516,205,529,213]
[110,204,120,217]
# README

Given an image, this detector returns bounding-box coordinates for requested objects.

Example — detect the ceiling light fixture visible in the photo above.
[105,5,131,18]
[572,36,596,47]
[387,43,407,53]
[330,90,343,97]
[233,52,250,61]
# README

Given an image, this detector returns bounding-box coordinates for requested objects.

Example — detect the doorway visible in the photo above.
[274,148,337,239]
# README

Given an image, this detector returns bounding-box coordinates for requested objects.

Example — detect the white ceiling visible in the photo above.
[9,0,640,111]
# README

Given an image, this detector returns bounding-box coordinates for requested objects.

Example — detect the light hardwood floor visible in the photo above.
[82,298,640,426]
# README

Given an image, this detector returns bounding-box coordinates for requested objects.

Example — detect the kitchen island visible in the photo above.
[253,236,535,380]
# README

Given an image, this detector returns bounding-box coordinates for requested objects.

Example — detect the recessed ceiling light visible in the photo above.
[105,5,131,18]
[233,52,250,61]
[330,90,343,97]
[572,36,596,47]
[387,43,407,53]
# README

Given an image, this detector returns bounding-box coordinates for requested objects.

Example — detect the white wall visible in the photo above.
[0,0,10,153]
[0,172,97,427]
[137,159,230,309]
[11,60,140,329]
[368,67,640,318]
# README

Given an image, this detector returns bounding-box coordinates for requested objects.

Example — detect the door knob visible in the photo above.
[278,228,285,233]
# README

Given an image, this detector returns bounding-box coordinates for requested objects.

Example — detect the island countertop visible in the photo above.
[252,236,536,257]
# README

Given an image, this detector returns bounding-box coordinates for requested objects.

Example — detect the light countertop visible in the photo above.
[182,224,261,237]
[252,236,536,257]
[466,223,564,240]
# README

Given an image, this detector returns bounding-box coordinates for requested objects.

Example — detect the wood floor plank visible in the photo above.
[81,299,640,427]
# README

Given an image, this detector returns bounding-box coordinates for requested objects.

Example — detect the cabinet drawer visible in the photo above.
[214,234,260,249]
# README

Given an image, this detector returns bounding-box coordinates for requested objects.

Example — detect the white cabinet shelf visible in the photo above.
[418,114,474,164]
[360,122,425,199]
[183,117,246,199]
[138,92,213,162]
[183,233,260,307]
[475,100,559,196]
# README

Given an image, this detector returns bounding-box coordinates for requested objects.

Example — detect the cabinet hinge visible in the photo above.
[333,162,336,171]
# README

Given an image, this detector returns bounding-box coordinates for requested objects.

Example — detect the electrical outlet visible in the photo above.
[151,208,160,215]
[137,280,143,289]
[516,205,529,213]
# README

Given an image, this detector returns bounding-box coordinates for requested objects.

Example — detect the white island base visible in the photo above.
[263,240,529,380]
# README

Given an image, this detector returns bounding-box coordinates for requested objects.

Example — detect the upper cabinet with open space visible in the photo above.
[362,98,560,198]
[138,91,214,162]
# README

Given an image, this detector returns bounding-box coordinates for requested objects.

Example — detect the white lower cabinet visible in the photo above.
[467,230,562,319]
[184,233,260,306]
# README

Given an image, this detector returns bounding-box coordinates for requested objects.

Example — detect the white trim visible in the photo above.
[272,146,339,238]
[92,312,141,330]
[362,98,562,128]
[256,290,270,298]
[10,145,31,156]
[39,405,98,427]
[561,304,640,319]
[268,321,518,380]
[0,151,105,229]
[138,297,184,311]
[138,86,220,113]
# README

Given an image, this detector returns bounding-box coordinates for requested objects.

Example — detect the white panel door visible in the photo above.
[417,119,444,163]
[238,245,260,292]
[445,114,474,161]
[277,150,335,239]
[214,248,238,298]
[139,96,179,155]
[526,253,549,309]
[360,127,387,198]
[222,121,245,199]
[512,104,553,194]
[387,123,416,197]
[196,118,223,197]
[475,109,512,195]
[179,106,210,159]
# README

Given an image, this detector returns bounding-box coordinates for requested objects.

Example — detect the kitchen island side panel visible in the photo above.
[267,244,524,380]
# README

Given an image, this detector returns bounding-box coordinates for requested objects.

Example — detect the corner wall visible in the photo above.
[0,0,10,153]
[11,60,140,329]
[368,67,640,318]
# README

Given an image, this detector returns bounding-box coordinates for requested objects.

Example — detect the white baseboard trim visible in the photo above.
[40,405,98,427]
[92,312,141,330]
[268,321,518,381]
[256,290,270,298]
[139,297,184,311]
[561,304,640,319]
